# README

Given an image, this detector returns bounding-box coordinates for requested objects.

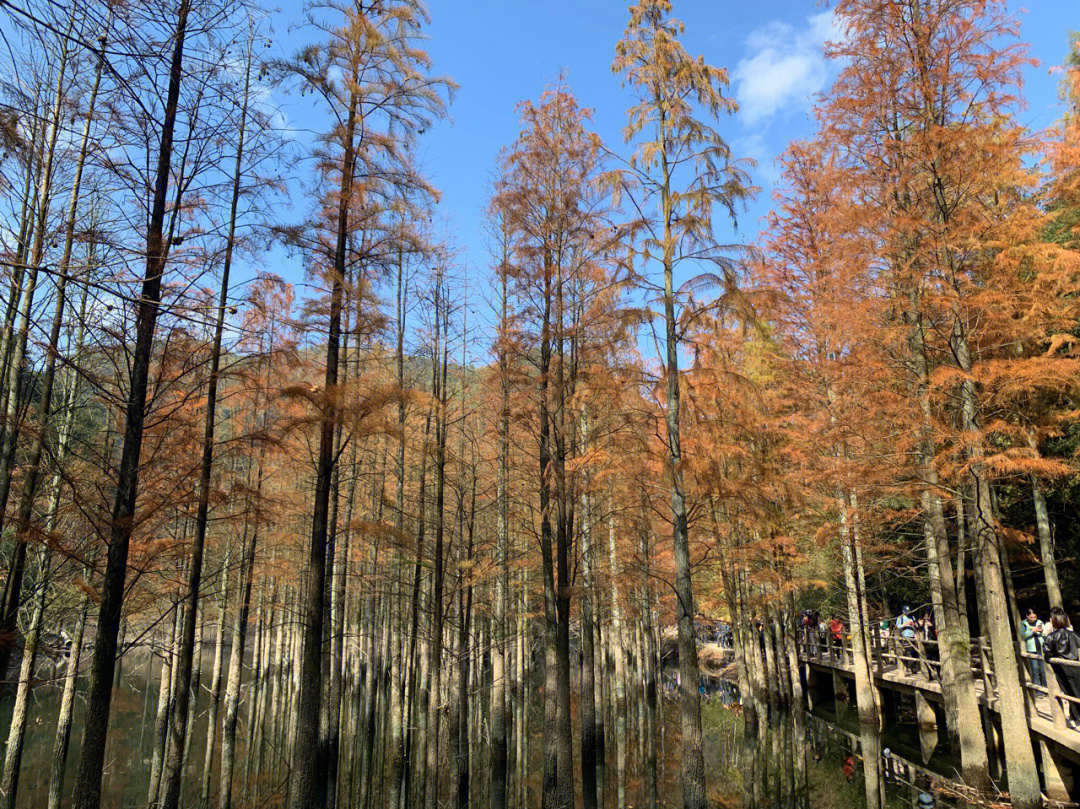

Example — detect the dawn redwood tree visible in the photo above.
[758,141,889,740]
[820,1,1080,803]
[491,81,626,809]
[613,2,752,805]
[272,4,449,806]
[71,2,194,806]
[158,33,259,809]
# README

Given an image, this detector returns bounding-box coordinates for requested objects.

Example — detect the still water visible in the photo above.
[701,684,966,809]
[3,655,972,809]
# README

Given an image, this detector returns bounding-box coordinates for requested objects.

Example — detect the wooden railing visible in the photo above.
[796,625,1080,735]
[805,713,944,808]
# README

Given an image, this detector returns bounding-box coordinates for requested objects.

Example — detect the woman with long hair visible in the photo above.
[1043,607,1080,727]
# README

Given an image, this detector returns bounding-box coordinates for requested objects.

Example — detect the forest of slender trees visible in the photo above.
[0,0,1078,808]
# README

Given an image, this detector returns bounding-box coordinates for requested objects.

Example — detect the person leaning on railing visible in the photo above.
[1043,607,1080,728]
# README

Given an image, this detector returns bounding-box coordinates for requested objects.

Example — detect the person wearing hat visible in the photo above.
[895,606,919,674]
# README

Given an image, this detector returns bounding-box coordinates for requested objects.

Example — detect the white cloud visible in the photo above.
[732,10,840,127]
[733,132,781,188]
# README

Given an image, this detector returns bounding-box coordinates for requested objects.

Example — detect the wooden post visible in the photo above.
[914,691,937,731]
[1015,642,1037,723]
[1038,739,1073,801]
[978,639,994,706]
[1046,658,1067,730]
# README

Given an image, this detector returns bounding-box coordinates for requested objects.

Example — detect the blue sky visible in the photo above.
[398,0,1076,284]
[4,1,1071,349]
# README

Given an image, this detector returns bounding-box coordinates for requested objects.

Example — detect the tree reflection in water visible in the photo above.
[703,700,964,809]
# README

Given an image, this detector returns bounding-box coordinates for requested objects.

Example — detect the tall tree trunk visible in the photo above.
[71,3,192,804]
[639,518,658,809]
[593,592,607,809]
[453,493,475,809]
[578,413,597,809]
[0,104,41,401]
[782,593,803,706]
[1026,431,1061,610]
[538,276,559,809]
[6,45,98,797]
[48,585,89,809]
[955,325,1039,809]
[200,546,233,807]
[0,552,49,809]
[490,259,510,809]
[387,251,409,809]
[288,74,357,809]
[423,276,450,809]
[660,142,706,809]
[161,57,251,809]
[840,493,879,729]
[218,503,260,809]
[606,505,627,809]
[552,272,574,809]
[907,293,990,787]
[150,599,183,804]
[515,570,528,809]
[37,283,91,809]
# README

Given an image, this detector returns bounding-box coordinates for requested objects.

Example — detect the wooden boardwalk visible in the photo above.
[795,630,1080,768]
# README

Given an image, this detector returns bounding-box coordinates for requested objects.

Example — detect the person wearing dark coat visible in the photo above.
[1043,607,1080,727]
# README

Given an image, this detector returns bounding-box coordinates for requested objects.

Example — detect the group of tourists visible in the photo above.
[693,614,734,649]
[795,602,1080,729]
[799,606,936,672]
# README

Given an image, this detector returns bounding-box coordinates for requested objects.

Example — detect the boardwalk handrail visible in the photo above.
[796,624,1080,738]
[1017,646,1080,731]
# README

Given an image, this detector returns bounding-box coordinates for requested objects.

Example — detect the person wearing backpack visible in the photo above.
[1043,607,1080,727]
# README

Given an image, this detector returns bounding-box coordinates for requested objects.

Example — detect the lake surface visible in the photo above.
[3,655,977,808]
